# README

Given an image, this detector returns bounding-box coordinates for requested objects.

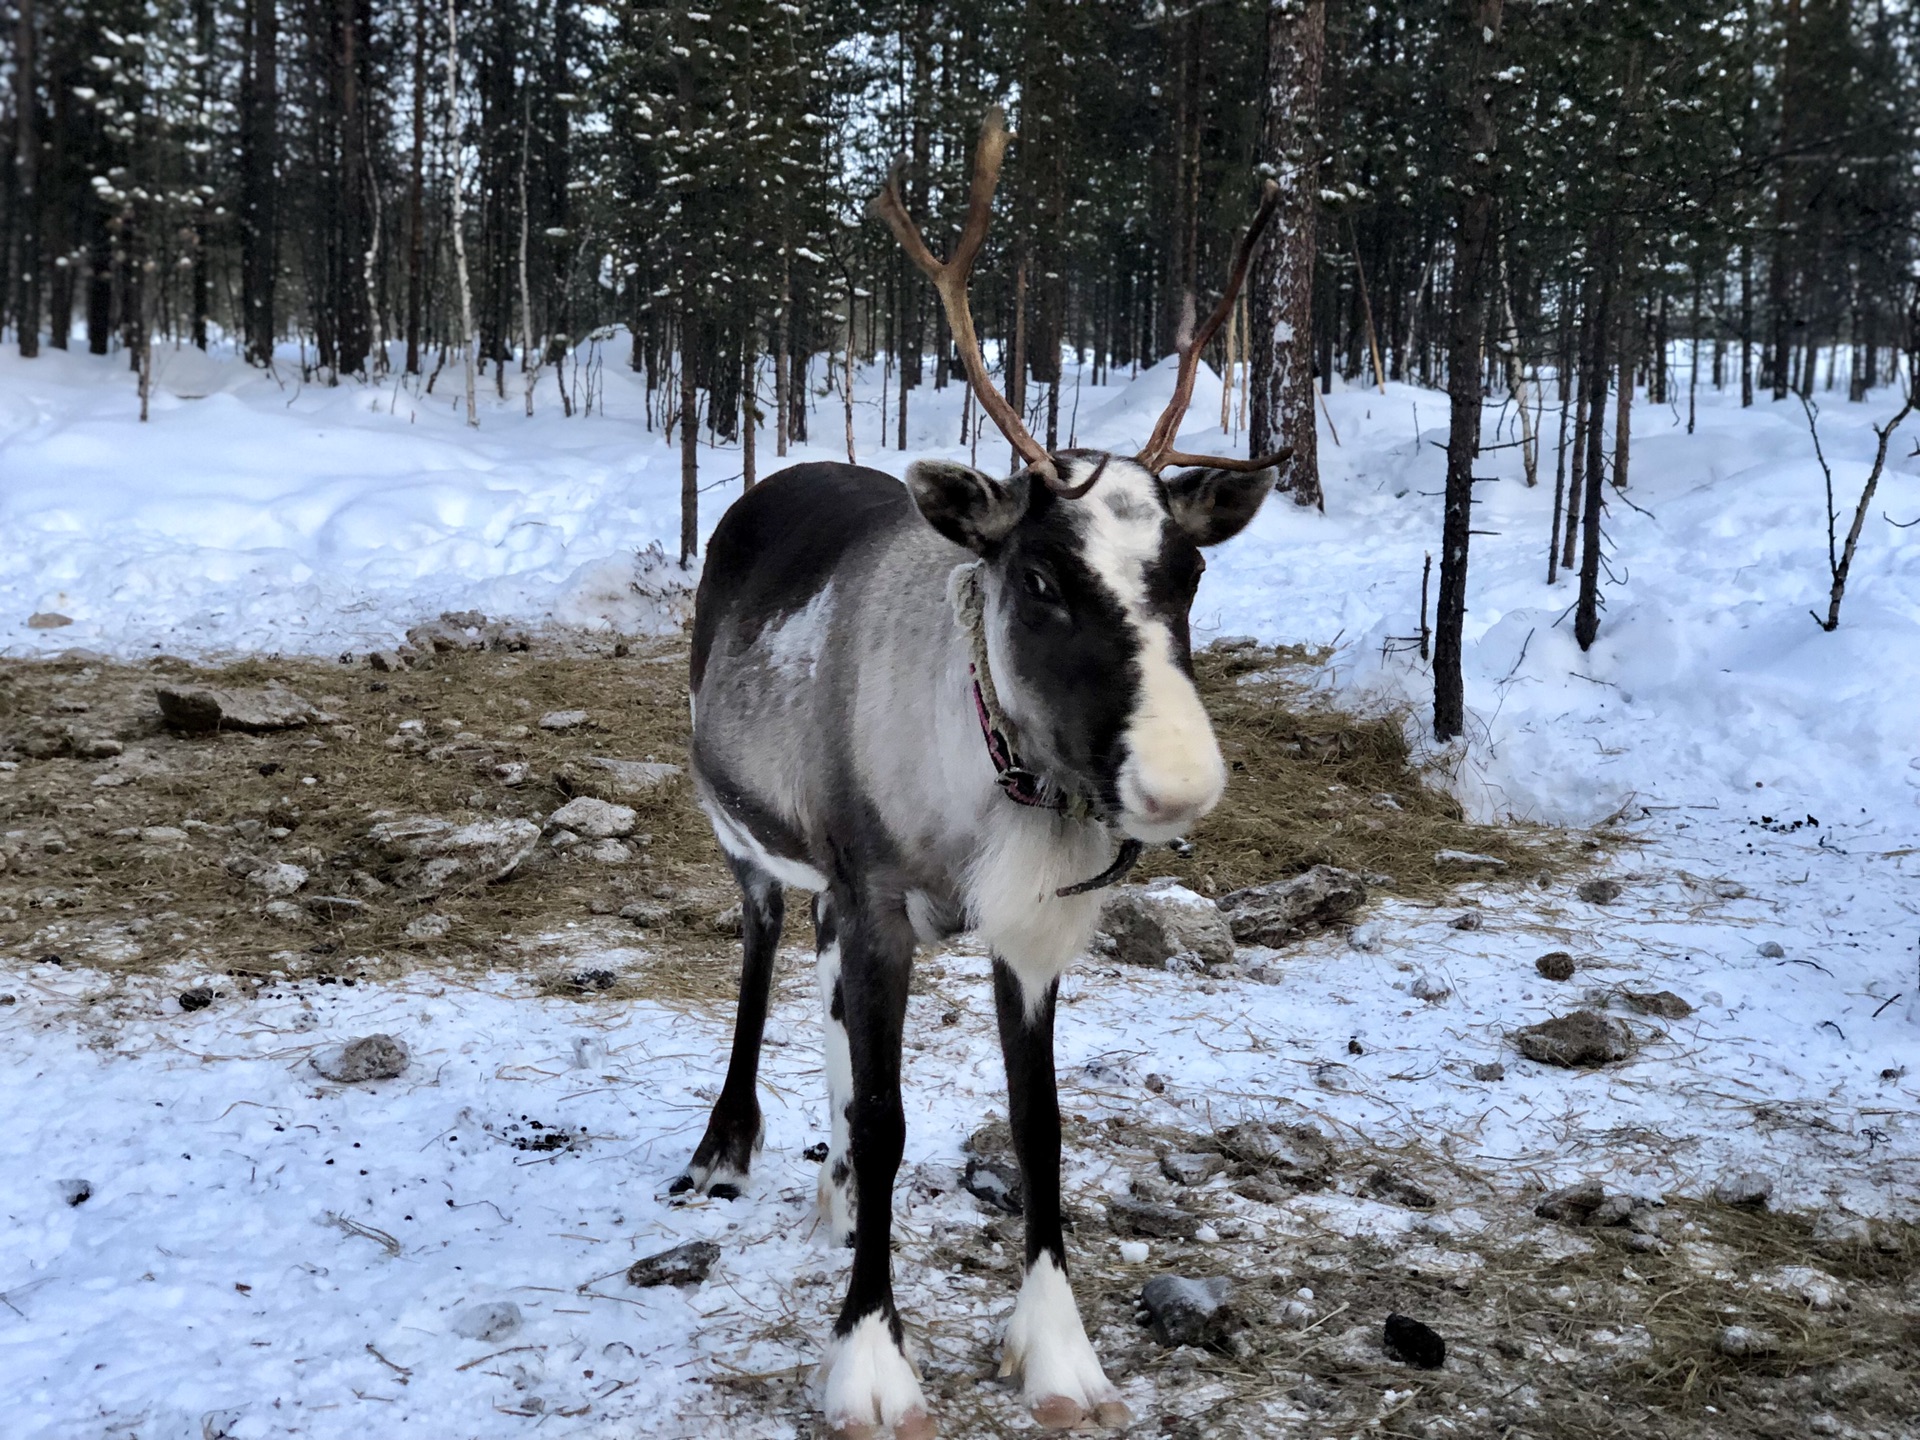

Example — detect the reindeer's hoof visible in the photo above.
[1029,1395,1086,1430]
[1092,1399,1133,1428]
[666,1173,695,1195]
[819,1313,931,1440]
[707,1182,741,1200]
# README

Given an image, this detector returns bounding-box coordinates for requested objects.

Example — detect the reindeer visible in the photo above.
[670,110,1287,1438]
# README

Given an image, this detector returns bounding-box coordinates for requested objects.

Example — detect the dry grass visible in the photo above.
[0,636,1568,996]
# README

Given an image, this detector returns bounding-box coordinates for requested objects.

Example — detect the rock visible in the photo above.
[1810,1209,1872,1247]
[1107,1196,1200,1240]
[1409,972,1452,1003]
[1434,850,1506,870]
[1717,1325,1781,1359]
[1159,1152,1227,1187]
[1449,911,1482,931]
[405,913,453,940]
[1139,1275,1237,1348]
[538,709,590,731]
[1119,1241,1150,1265]
[1382,1314,1446,1369]
[407,617,486,654]
[71,734,123,759]
[1216,866,1368,946]
[549,796,638,839]
[1764,1265,1847,1311]
[582,839,632,864]
[491,761,533,787]
[1472,1062,1506,1082]
[619,901,670,928]
[1365,1168,1437,1210]
[28,612,75,629]
[1757,940,1786,959]
[708,904,743,936]
[179,986,215,1012]
[1588,1193,1644,1227]
[1711,1171,1773,1210]
[157,684,329,733]
[304,895,368,921]
[247,862,310,898]
[584,757,683,797]
[1535,951,1576,981]
[627,1239,720,1288]
[1103,881,1235,969]
[451,1301,523,1342]
[1211,1122,1334,1189]
[1577,877,1624,904]
[264,899,305,924]
[139,826,189,844]
[909,1163,961,1197]
[59,1178,92,1206]
[1514,1010,1635,1068]
[312,1033,410,1084]
[366,650,406,673]
[371,816,540,885]
[963,1156,1023,1214]
[1534,1181,1607,1225]
[1623,989,1692,1019]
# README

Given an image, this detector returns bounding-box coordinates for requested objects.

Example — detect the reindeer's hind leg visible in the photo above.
[671,856,784,1199]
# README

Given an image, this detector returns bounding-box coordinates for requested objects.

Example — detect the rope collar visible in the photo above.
[949,562,1144,898]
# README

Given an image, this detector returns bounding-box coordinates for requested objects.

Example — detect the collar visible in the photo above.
[950,562,1145,898]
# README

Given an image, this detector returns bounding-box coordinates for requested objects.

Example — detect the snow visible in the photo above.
[4,339,1918,1436]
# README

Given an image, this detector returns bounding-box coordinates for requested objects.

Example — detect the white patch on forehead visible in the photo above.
[1065,458,1227,843]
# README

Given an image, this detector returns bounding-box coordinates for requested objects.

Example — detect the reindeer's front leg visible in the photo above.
[993,959,1132,1431]
[817,897,933,1440]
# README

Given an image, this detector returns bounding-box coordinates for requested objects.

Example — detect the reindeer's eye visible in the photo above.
[1022,568,1058,603]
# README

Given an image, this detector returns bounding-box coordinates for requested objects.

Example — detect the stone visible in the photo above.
[492,761,533,787]
[581,839,632,864]
[1717,1325,1780,1359]
[1757,940,1786,959]
[1472,1062,1506,1082]
[1449,911,1482,931]
[366,651,406,673]
[963,1156,1023,1214]
[1118,1241,1150,1265]
[538,709,590,731]
[451,1301,523,1342]
[708,904,743,936]
[140,826,189,845]
[627,1239,720,1288]
[1577,877,1624,904]
[179,986,215,1012]
[1409,972,1452,1003]
[371,816,540,885]
[405,913,453,941]
[157,684,329,733]
[585,757,683,796]
[60,1178,92,1206]
[1382,1314,1446,1370]
[1712,1171,1773,1210]
[28,612,75,629]
[303,895,368,921]
[264,899,305,924]
[1623,989,1693,1019]
[312,1033,410,1084]
[1139,1275,1237,1348]
[1365,1168,1437,1210]
[1102,881,1235,969]
[1810,1209,1872,1247]
[247,862,310,898]
[1514,1010,1635,1068]
[1215,866,1368,946]
[70,734,123,759]
[1535,951,1576,981]
[1434,850,1506,870]
[549,796,637,839]
[1211,1122,1334,1188]
[1159,1152,1227,1187]
[1107,1196,1200,1240]
[1764,1266,1847,1311]
[1534,1180,1608,1225]
[619,901,671,928]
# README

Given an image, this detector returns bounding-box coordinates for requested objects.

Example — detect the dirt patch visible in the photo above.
[0,637,1567,991]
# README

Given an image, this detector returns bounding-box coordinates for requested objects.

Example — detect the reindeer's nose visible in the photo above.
[1116,743,1226,843]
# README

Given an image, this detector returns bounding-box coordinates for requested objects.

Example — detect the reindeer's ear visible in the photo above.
[1161,466,1277,547]
[905,460,1031,554]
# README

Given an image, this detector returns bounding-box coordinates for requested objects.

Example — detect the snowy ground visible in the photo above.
[3,342,1919,1438]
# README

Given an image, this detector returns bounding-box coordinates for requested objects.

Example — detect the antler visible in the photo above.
[871,108,1060,485]
[1136,179,1292,476]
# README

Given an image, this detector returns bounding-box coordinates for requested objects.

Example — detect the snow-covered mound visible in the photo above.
[3,339,1916,834]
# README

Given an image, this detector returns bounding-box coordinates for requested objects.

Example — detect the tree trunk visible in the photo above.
[446,0,477,425]
[680,324,699,564]
[13,0,40,357]
[1575,237,1616,652]
[1613,302,1634,490]
[1432,0,1504,743]
[405,0,427,375]
[742,333,757,489]
[774,252,790,459]
[241,0,280,367]
[1250,0,1327,509]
